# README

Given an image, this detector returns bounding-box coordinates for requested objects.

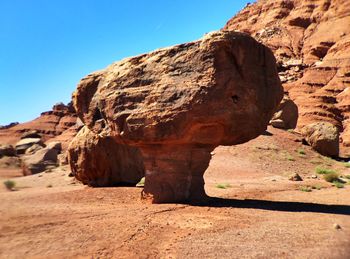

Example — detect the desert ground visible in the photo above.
[1,0,350,258]
[1,127,349,259]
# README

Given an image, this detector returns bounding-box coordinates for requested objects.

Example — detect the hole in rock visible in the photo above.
[93,108,103,121]
[231,95,239,104]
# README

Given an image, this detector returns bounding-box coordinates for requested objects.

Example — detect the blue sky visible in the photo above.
[0,0,250,125]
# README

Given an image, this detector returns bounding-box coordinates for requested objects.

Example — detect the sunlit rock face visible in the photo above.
[224,0,350,157]
[70,31,283,203]
[68,126,144,187]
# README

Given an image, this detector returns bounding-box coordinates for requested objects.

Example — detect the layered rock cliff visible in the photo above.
[0,103,78,150]
[224,0,350,157]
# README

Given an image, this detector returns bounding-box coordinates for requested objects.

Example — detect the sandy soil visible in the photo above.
[1,127,350,258]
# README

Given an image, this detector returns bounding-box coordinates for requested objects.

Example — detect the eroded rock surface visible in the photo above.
[270,94,298,129]
[224,0,350,157]
[0,102,78,151]
[22,146,59,175]
[71,31,282,202]
[301,121,339,157]
[68,126,144,187]
[0,144,16,157]
[15,138,43,155]
[20,142,62,175]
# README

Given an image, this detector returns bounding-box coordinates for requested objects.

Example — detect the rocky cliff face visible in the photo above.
[0,103,78,150]
[71,31,282,202]
[224,0,350,157]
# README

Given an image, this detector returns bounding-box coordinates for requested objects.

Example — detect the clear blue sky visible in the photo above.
[0,0,250,125]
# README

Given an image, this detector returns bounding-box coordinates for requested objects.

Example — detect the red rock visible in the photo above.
[224,0,350,157]
[21,146,60,175]
[15,138,43,155]
[68,126,144,187]
[72,31,282,202]
[301,121,339,157]
[270,94,298,129]
[0,102,78,151]
[21,130,41,139]
[0,144,16,157]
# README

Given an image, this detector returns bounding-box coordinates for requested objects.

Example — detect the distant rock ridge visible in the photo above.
[224,0,350,157]
[0,122,19,130]
[0,102,79,151]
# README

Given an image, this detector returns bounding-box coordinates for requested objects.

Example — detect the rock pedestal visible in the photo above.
[140,145,213,203]
[69,31,283,203]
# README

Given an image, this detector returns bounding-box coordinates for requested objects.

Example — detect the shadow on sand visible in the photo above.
[189,197,350,216]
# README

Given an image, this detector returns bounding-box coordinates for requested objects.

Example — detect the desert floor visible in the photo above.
[1,127,350,259]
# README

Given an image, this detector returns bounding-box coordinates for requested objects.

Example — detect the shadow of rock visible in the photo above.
[188,197,350,216]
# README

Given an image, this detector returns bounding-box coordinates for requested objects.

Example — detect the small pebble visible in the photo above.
[289,173,303,181]
[333,223,341,230]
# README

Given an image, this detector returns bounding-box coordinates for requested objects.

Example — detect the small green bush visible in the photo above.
[316,167,336,175]
[286,154,295,161]
[310,159,321,165]
[312,185,322,190]
[299,186,312,192]
[216,183,232,189]
[322,156,334,166]
[344,175,350,180]
[297,148,306,155]
[333,181,344,188]
[323,172,340,183]
[343,163,350,168]
[3,180,16,191]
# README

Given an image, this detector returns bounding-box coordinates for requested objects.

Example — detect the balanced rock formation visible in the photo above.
[68,126,144,187]
[71,31,282,202]
[224,0,350,157]
[0,102,78,151]
[301,121,339,157]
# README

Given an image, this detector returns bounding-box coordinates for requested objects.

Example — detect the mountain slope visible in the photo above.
[0,103,78,150]
[224,0,350,157]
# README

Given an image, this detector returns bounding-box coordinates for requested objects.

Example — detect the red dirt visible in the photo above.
[1,127,349,258]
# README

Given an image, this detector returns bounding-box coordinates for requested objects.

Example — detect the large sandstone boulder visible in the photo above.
[21,144,61,175]
[25,144,43,155]
[68,126,144,187]
[46,141,62,152]
[71,31,283,203]
[15,138,43,155]
[0,144,16,157]
[270,94,298,129]
[301,122,339,157]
